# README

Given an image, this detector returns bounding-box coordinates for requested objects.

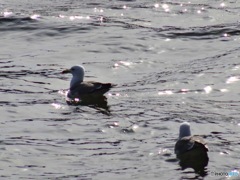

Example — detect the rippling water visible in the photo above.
[1,0,240,179]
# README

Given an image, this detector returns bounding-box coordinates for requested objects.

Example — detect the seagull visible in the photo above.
[174,122,209,172]
[62,65,116,99]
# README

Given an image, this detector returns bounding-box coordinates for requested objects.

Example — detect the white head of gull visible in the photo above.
[179,122,191,139]
[63,65,85,88]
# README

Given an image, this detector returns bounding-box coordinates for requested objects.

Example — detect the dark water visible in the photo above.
[1,0,240,179]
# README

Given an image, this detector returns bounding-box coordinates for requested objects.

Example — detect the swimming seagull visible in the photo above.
[174,122,209,172]
[62,65,116,99]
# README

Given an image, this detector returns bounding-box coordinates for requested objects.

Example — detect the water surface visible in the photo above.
[1,0,240,179]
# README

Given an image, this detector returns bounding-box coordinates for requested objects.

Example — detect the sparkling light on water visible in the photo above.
[232,65,239,71]
[94,8,104,13]
[30,14,40,19]
[69,16,90,21]
[2,11,13,17]
[204,86,212,94]
[154,3,169,11]
[162,4,170,12]
[59,14,65,18]
[58,90,68,96]
[132,124,139,132]
[158,148,171,155]
[180,89,189,94]
[51,103,64,109]
[114,61,133,68]
[220,89,229,92]
[220,2,226,7]
[154,4,159,8]
[223,33,229,37]
[226,76,240,84]
[158,90,173,95]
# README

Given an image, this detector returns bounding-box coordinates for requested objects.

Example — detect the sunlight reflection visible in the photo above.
[59,14,65,18]
[204,86,212,94]
[220,2,226,7]
[30,14,40,20]
[158,90,173,95]
[69,16,75,21]
[197,73,205,77]
[149,152,154,156]
[162,4,170,12]
[232,65,239,71]
[94,8,104,13]
[14,148,21,152]
[158,148,171,155]
[114,122,119,126]
[22,169,28,172]
[100,129,106,133]
[132,124,139,132]
[220,89,229,92]
[120,61,132,66]
[51,103,64,109]
[113,61,133,68]
[226,76,240,84]
[58,90,68,96]
[180,89,189,94]
[223,33,229,37]
[2,11,13,17]
[154,4,159,8]
[113,63,119,68]
[69,16,90,21]
[59,14,90,21]
[220,151,230,155]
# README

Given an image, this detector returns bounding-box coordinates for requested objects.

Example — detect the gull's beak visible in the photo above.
[62,69,71,74]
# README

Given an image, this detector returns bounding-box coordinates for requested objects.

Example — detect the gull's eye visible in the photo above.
[71,67,75,71]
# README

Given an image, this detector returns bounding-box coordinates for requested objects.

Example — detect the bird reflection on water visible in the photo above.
[66,94,111,115]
